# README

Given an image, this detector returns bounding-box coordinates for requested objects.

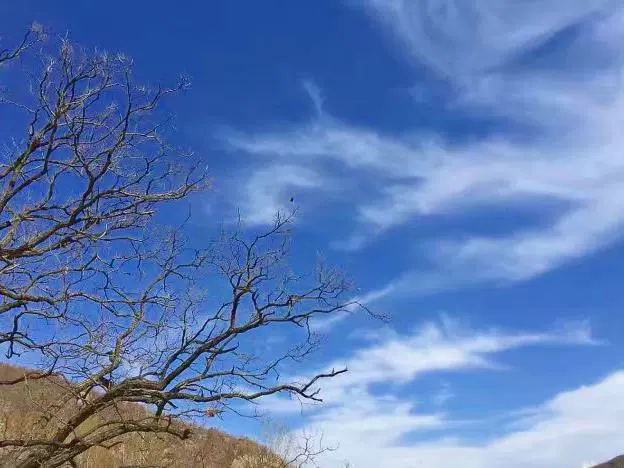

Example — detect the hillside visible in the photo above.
[592,456,624,468]
[0,363,284,467]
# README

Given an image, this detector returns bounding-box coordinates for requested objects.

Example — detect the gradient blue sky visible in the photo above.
[2,2,624,467]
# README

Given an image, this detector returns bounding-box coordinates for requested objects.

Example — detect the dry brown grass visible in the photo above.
[0,363,285,468]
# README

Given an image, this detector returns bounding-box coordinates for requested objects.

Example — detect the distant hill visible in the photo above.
[592,456,624,468]
[0,363,284,467]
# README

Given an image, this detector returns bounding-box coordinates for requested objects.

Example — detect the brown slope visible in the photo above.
[0,363,282,468]
[592,455,624,468]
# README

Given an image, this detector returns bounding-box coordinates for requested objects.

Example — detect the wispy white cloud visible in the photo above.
[361,0,613,77]
[236,164,324,225]
[322,316,596,392]
[264,316,598,414]
[225,2,624,291]
[227,117,425,177]
[307,370,624,468]
[432,380,454,406]
[261,317,602,467]
[301,79,325,117]
[216,3,623,467]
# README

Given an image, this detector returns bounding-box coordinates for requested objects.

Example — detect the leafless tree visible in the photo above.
[0,27,360,467]
[231,422,333,468]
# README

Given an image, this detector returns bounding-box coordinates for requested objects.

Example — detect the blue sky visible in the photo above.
[2,1,624,467]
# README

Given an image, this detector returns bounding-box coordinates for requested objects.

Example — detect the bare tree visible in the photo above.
[231,421,332,468]
[0,24,205,355]
[0,28,360,467]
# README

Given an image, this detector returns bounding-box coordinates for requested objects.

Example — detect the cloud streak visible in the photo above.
[309,370,624,468]
[264,316,598,414]
[361,0,613,77]
[261,317,601,467]
[225,2,624,292]
[215,3,624,466]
